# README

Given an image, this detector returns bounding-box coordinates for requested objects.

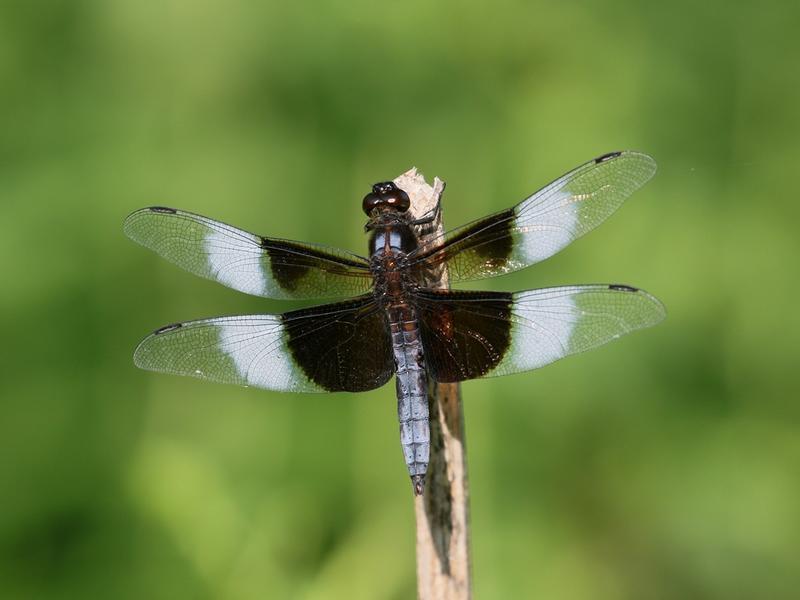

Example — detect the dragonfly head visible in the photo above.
[362,181,411,216]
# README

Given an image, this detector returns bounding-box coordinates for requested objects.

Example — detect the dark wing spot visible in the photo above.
[416,290,514,382]
[443,208,515,261]
[149,206,178,214]
[595,151,622,164]
[609,284,639,292]
[154,323,183,334]
[283,297,392,392]
[261,238,366,293]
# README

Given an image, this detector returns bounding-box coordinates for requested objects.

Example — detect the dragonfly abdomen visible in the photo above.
[388,304,430,495]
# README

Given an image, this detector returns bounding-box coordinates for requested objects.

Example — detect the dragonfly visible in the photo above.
[124,151,665,495]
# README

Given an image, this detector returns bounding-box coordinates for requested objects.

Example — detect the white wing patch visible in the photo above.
[512,189,578,265]
[205,229,268,297]
[217,317,317,392]
[491,290,577,375]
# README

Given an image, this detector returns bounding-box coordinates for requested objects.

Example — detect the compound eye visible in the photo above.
[387,188,411,213]
[362,192,382,215]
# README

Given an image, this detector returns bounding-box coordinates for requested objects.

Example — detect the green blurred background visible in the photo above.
[2,1,799,598]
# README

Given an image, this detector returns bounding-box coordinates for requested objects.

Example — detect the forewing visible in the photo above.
[133,295,394,392]
[414,285,665,382]
[409,152,656,282]
[124,207,373,299]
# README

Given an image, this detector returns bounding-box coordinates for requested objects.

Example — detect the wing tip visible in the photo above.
[132,331,158,371]
[593,150,657,178]
[123,205,178,221]
[608,283,667,326]
[132,336,152,370]
[124,206,180,224]
[132,322,184,370]
[123,206,180,241]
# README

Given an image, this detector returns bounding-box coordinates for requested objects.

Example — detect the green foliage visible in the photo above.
[1,0,798,598]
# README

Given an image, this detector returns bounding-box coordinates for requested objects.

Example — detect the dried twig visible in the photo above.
[394,169,472,600]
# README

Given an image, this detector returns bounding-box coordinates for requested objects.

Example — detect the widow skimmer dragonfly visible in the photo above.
[125,151,664,495]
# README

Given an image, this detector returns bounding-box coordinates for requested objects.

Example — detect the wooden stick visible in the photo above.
[394,169,472,600]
